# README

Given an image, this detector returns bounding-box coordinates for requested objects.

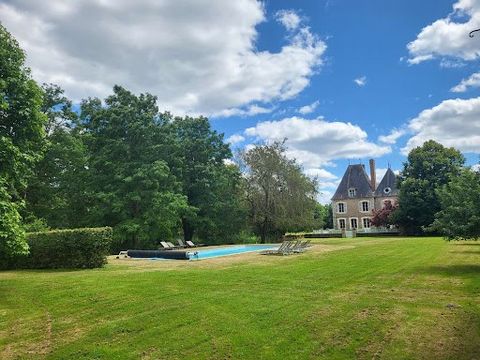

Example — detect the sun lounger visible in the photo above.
[185,240,205,247]
[292,240,311,253]
[160,241,174,250]
[260,240,311,255]
[177,239,187,248]
[167,241,180,249]
[260,241,292,255]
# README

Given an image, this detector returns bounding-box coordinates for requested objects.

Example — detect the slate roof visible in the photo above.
[332,164,374,200]
[374,168,399,197]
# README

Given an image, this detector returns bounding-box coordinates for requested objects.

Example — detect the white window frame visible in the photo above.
[348,188,357,197]
[337,202,347,214]
[362,217,371,229]
[359,200,370,213]
[350,217,358,230]
[338,218,346,230]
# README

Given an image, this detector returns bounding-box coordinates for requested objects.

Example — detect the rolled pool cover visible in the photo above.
[126,249,192,260]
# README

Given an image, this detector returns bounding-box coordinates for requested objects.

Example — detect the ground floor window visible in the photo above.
[350,218,358,229]
[338,218,346,229]
[363,218,371,228]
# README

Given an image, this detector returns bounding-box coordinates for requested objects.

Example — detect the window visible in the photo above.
[383,187,392,194]
[350,218,358,229]
[361,201,369,212]
[348,188,357,197]
[363,218,371,228]
[337,202,346,213]
[339,219,346,229]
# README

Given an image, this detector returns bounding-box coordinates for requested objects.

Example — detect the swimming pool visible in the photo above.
[188,244,277,260]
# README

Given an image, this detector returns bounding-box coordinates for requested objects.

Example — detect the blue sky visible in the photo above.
[2,0,480,202]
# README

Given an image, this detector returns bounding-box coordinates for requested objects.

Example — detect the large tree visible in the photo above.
[0,24,46,260]
[80,86,190,250]
[394,140,465,234]
[242,142,318,242]
[24,84,90,228]
[430,168,480,240]
[171,116,236,242]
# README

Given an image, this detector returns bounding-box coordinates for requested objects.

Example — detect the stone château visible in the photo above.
[331,159,398,230]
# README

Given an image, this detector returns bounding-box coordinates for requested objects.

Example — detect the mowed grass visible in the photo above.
[1,237,479,359]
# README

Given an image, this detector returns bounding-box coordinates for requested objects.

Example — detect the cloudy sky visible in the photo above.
[1,0,480,202]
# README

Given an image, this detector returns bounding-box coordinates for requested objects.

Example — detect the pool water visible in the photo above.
[188,244,277,260]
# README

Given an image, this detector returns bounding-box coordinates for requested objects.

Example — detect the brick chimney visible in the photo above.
[369,159,376,190]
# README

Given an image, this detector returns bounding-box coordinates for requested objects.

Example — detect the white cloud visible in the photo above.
[317,190,333,205]
[303,168,337,180]
[407,0,480,64]
[214,105,273,118]
[0,1,326,116]
[402,97,480,154]
[245,116,391,168]
[451,72,480,92]
[439,58,466,68]
[472,164,480,172]
[226,134,246,145]
[378,128,406,144]
[298,100,320,114]
[353,76,367,87]
[275,9,301,31]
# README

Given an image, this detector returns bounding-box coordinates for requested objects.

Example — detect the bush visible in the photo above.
[18,227,112,269]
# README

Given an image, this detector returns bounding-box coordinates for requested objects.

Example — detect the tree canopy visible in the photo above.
[430,168,480,240]
[394,140,465,235]
[0,24,46,260]
[79,86,191,249]
[241,142,318,242]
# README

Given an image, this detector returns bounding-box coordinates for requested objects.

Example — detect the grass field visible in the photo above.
[1,237,479,359]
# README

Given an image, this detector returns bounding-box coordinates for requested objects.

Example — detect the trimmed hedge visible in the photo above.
[20,227,112,269]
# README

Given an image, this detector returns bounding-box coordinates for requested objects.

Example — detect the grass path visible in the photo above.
[0,237,479,359]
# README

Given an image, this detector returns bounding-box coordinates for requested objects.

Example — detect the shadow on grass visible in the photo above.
[451,250,480,255]
[417,264,480,276]
[451,243,480,246]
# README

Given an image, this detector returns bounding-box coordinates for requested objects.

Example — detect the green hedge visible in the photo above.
[20,227,112,269]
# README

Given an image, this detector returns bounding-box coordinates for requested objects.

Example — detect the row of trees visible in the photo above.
[1,24,328,261]
[372,140,480,240]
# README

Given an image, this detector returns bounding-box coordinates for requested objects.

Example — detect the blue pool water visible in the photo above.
[188,244,277,260]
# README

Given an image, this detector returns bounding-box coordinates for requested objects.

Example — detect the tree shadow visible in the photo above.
[416,264,480,276]
[451,243,480,246]
[451,250,480,255]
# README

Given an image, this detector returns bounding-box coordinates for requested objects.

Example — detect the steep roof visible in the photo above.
[374,168,399,197]
[332,164,373,200]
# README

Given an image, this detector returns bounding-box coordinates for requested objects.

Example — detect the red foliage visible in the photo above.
[371,200,398,227]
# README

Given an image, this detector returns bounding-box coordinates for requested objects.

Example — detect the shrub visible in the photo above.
[19,227,112,269]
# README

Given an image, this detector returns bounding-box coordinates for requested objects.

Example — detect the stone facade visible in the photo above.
[332,160,398,231]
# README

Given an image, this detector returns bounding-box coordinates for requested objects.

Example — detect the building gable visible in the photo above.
[374,168,399,197]
[332,164,373,200]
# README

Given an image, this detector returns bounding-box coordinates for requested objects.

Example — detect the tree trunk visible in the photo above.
[260,217,268,243]
[182,217,195,242]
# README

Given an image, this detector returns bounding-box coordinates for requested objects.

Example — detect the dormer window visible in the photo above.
[348,188,357,197]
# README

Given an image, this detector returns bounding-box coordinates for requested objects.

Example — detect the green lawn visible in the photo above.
[1,237,479,359]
